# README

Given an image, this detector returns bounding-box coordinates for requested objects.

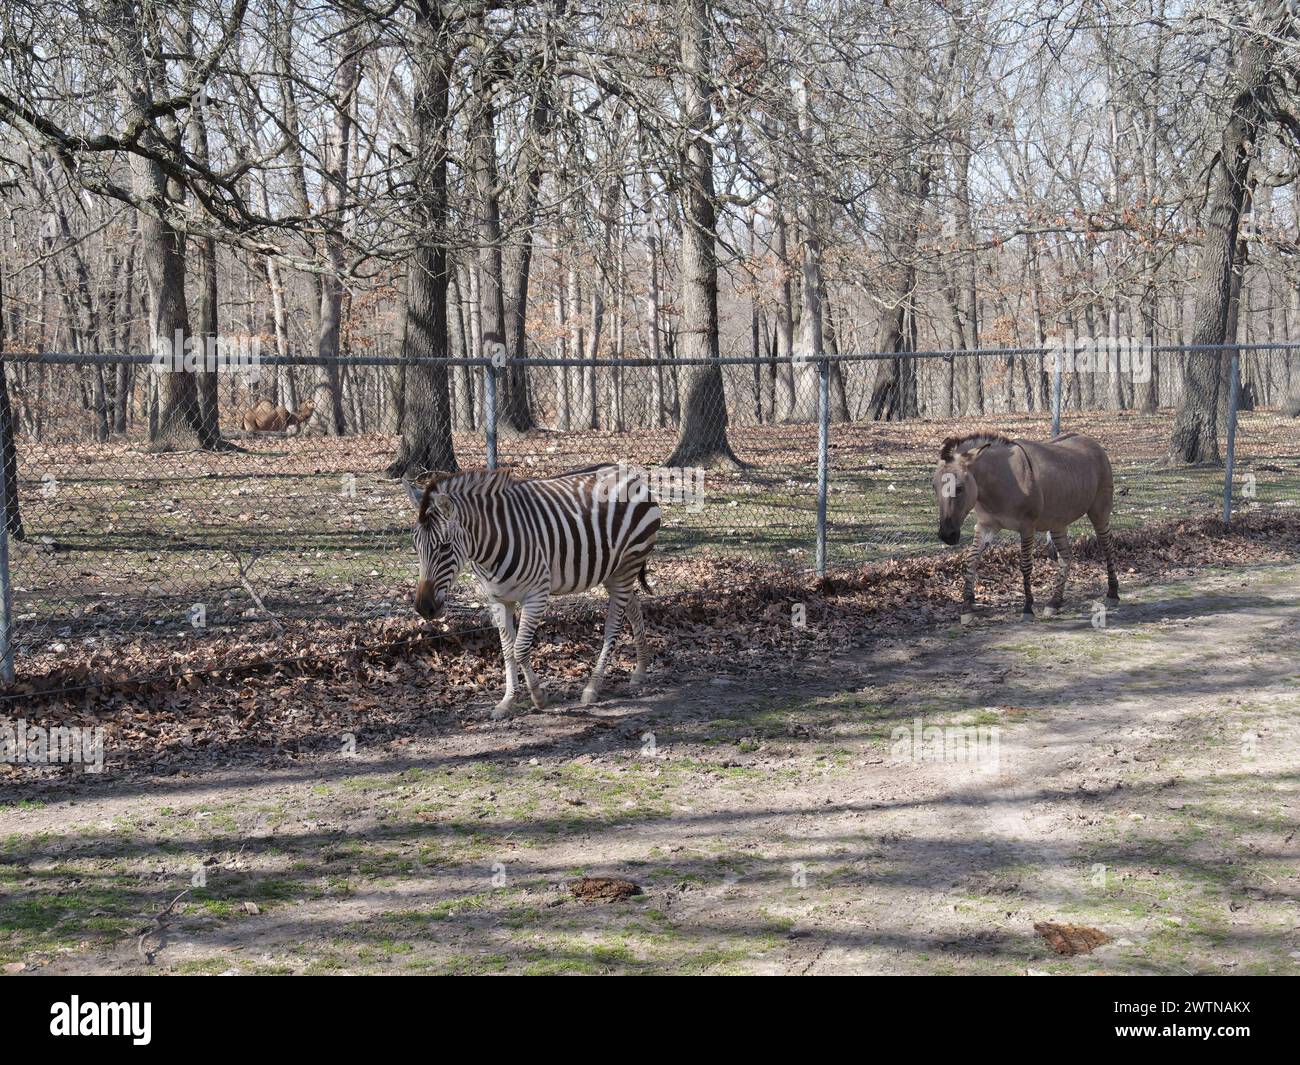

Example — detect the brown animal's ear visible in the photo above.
[959,443,990,464]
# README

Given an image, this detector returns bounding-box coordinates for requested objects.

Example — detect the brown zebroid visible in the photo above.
[931,432,1119,617]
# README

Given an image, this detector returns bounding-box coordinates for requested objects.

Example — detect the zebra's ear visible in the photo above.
[402,476,423,512]
[429,493,454,519]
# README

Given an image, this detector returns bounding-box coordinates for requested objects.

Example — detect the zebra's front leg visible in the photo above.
[491,601,520,719]
[513,591,550,711]
[583,580,632,705]
[625,593,648,689]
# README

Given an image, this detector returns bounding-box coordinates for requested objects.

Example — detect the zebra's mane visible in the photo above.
[418,467,516,522]
[938,433,1013,462]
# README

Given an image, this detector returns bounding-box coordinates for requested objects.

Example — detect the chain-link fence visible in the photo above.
[2,341,1298,684]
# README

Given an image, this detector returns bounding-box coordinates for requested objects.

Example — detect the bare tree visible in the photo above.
[665,0,741,469]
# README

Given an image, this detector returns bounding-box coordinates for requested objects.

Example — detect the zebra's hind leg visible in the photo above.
[583,578,633,705]
[625,593,648,688]
[491,601,520,719]
[513,591,550,711]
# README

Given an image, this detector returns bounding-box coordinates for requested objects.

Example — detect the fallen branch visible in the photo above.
[228,552,285,633]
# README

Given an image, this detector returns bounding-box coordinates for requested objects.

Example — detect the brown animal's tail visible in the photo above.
[638,561,652,593]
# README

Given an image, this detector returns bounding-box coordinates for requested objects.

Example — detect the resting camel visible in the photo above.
[931,431,1119,618]
[240,398,315,433]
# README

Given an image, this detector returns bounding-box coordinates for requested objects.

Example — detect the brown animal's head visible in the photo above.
[933,436,1001,545]
[288,400,315,426]
[403,475,470,621]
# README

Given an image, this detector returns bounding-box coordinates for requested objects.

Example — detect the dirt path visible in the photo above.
[4,562,1300,975]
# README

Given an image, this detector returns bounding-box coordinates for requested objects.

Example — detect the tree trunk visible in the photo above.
[107,2,209,450]
[316,27,360,435]
[1169,11,1278,464]
[387,3,457,478]
[501,3,565,433]
[664,0,740,469]
[188,94,222,447]
[470,56,511,436]
[0,269,24,539]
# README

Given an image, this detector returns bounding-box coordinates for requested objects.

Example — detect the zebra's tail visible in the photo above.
[638,561,652,593]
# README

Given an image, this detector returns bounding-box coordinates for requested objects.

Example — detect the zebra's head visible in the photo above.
[404,477,469,620]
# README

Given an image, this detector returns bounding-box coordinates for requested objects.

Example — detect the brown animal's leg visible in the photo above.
[1018,530,1035,617]
[1093,520,1119,603]
[963,525,996,612]
[1045,529,1070,614]
[1088,472,1119,602]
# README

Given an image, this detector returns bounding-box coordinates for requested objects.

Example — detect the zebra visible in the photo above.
[403,464,662,718]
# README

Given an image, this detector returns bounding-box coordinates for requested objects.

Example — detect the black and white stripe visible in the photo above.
[405,464,661,717]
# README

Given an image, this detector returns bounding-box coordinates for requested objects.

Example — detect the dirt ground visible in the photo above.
[4,556,1299,976]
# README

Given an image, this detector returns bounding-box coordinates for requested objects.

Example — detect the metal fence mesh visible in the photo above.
[3,343,1299,682]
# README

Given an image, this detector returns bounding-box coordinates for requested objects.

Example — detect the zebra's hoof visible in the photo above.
[628,671,646,690]
[491,698,515,720]
[1042,604,1060,618]
[529,690,547,711]
[960,612,975,626]
[581,687,600,706]
[1105,595,1120,606]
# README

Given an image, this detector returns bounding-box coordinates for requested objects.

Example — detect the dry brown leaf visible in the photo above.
[1034,921,1112,956]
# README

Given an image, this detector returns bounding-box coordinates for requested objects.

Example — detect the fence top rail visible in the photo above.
[6,340,1300,371]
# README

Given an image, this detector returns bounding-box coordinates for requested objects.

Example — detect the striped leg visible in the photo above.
[625,593,648,688]
[1019,530,1035,617]
[1044,529,1071,615]
[583,578,634,705]
[491,601,520,720]
[963,524,997,611]
[1097,525,1119,603]
[513,590,550,710]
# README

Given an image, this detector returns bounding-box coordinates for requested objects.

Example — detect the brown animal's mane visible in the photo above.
[416,467,517,522]
[938,433,1013,462]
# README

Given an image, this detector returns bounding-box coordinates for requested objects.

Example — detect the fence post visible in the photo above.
[484,363,498,470]
[1223,346,1240,525]
[0,418,13,685]
[1051,347,1062,437]
[816,355,829,578]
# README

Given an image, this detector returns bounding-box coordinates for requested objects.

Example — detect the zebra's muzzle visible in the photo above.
[414,581,445,620]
